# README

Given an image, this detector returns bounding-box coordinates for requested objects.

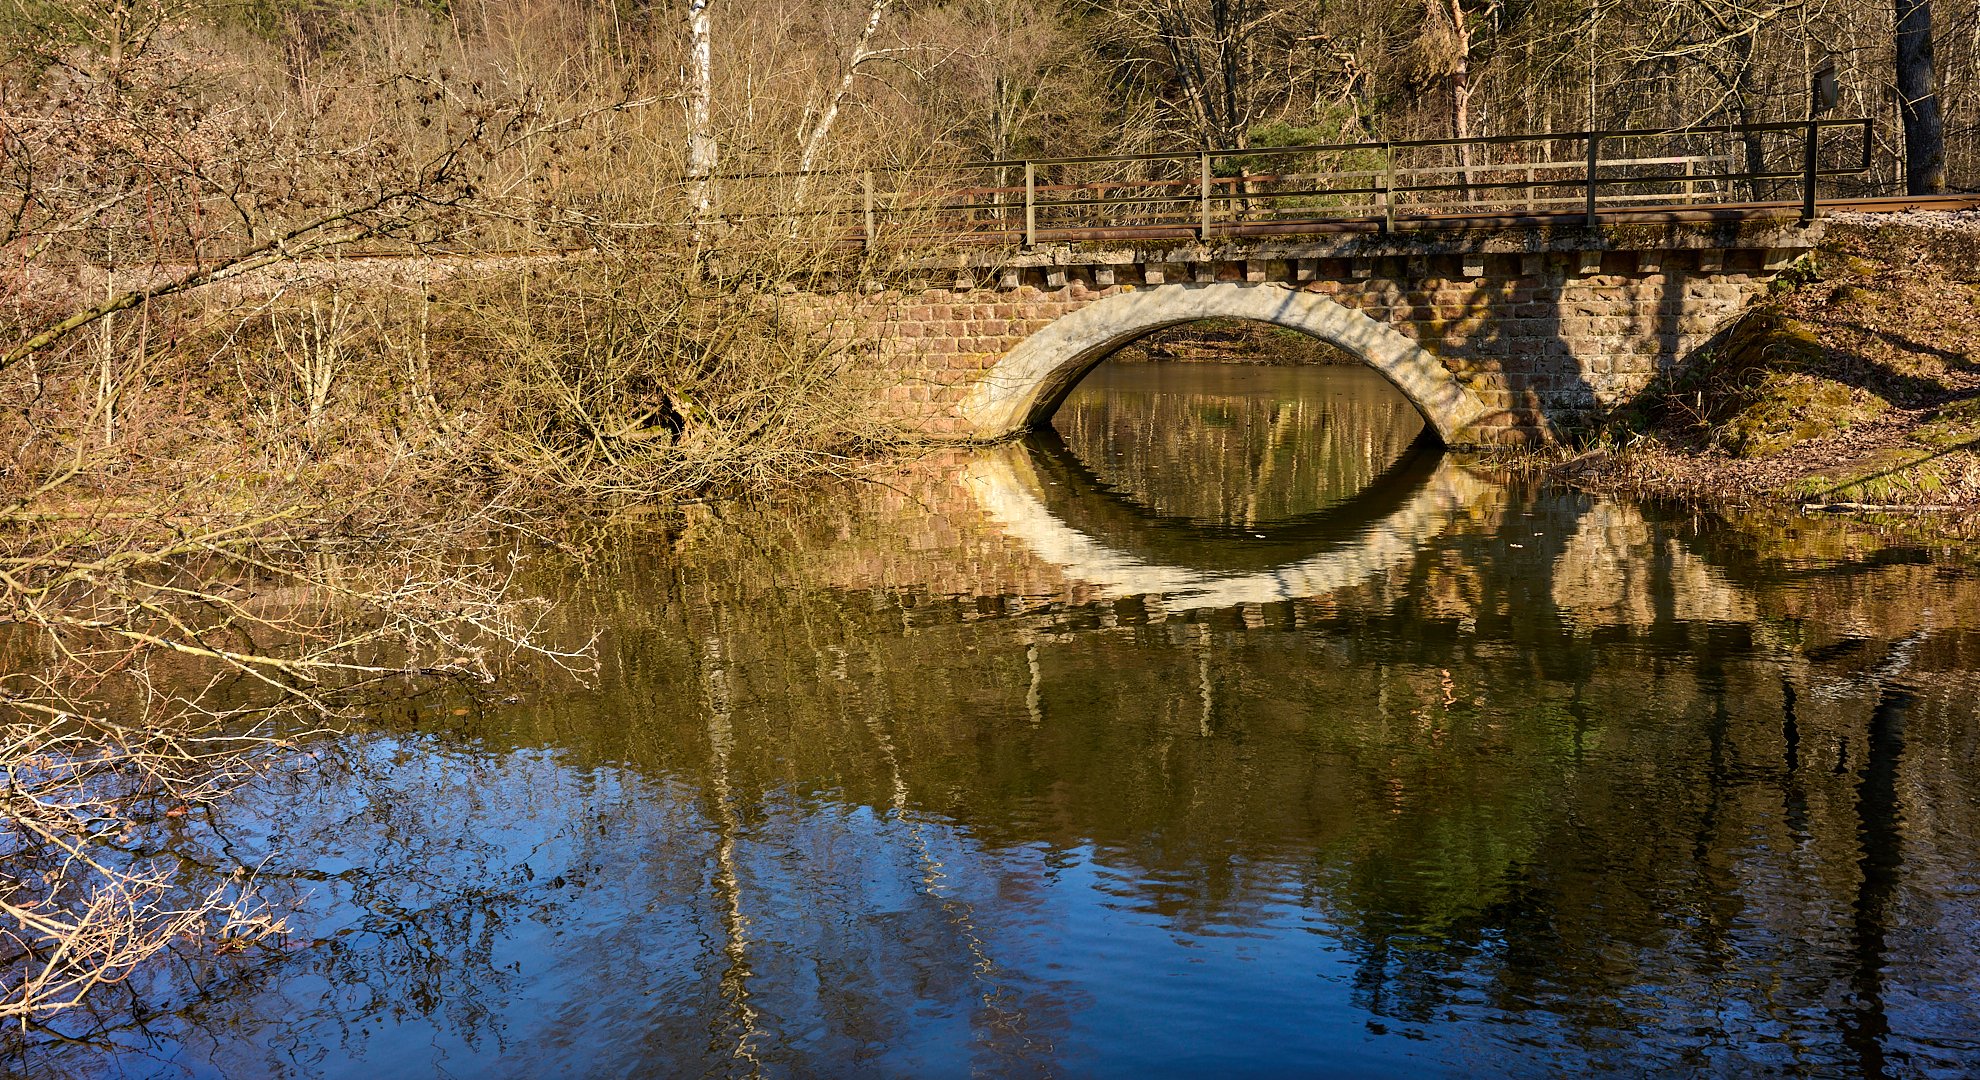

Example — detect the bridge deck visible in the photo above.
[927,193,1980,246]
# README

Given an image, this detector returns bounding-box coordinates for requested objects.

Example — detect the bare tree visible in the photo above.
[686,0,721,231]
[1896,0,1947,192]
[794,0,898,202]
[1102,0,1322,148]
[915,0,1115,160]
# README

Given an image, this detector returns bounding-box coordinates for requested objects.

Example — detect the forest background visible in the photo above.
[2,0,1978,1034]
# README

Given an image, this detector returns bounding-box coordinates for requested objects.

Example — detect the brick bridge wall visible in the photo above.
[787,219,1820,445]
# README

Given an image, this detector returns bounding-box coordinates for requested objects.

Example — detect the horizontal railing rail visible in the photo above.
[498,118,1881,256]
[734,118,1872,249]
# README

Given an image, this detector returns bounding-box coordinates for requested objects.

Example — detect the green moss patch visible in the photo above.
[1719,371,1889,458]
[1913,397,1980,450]
[1647,313,1891,458]
[1784,446,1978,504]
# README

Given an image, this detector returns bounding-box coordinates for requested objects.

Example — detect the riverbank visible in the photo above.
[1505,212,1980,521]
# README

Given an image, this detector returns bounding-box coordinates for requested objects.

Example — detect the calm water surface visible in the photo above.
[39,362,1980,1078]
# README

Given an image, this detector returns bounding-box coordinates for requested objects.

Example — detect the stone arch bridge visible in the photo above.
[790,217,1818,446]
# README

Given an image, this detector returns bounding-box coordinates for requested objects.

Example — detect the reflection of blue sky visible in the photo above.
[42,478,1980,1078]
[123,734,1572,1079]
[119,654,1980,1079]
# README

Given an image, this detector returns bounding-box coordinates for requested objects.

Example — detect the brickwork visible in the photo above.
[789,230,1801,445]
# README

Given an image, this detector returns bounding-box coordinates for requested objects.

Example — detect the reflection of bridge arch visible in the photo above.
[958,283,1498,444]
[1022,426,1447,575]
[962,443,1502,610]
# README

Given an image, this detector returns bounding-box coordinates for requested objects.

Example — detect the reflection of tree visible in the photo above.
[1843,682,1909,1076]
[700,630,763,1076]
[1054,363,1427,528]
[28,470,1980,1075]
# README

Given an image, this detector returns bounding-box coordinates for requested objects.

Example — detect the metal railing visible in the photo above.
[683,118,1872,249]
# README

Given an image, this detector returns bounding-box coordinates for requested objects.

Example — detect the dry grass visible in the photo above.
[0,0,945,1035]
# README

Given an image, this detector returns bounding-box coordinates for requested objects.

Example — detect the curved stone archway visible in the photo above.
[958,282,1498,444]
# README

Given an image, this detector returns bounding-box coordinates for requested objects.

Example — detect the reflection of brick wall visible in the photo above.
[789,241,1794,444]
[790,451,1098,604]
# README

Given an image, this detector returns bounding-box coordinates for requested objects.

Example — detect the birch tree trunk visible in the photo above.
[1446,0,1475,203]
[686,0,719,235]
[793,0,892,204]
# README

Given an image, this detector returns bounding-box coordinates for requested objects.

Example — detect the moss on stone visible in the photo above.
[1719,371,1888,458]
[1653,312,1889,458]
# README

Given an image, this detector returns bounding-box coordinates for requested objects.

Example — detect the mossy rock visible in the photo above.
[1824,283,1871,308]
[1677,312,1888,457]
[1718,371,1888,458]
[1717,313,1824,372]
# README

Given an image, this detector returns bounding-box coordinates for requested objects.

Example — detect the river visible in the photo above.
[36,362,1980,1078]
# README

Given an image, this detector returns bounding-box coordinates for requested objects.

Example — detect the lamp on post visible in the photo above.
[1812,58,1840,116]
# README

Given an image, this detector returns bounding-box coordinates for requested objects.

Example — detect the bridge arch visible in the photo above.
[958,282,1499,445]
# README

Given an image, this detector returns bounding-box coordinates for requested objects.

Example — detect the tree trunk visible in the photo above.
[1720,27,1767,202]
[1737,93,1767,202]
[685,0,718,236]
[794,0,891,204]
[1895,0,1946,194]
[1447,0,1474,204]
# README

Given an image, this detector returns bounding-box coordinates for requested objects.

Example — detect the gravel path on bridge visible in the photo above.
[1827,207,1980,235]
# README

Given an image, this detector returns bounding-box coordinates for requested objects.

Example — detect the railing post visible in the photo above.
[862,170,875,251]
[1024,162,1037,247]
[1584,133,1600,230]
[1800,120,1819,222]
[1684,158,1696,204]
[1381,145,1395,233]
[1198,153,1212,241]
[1525,164,1535,213]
